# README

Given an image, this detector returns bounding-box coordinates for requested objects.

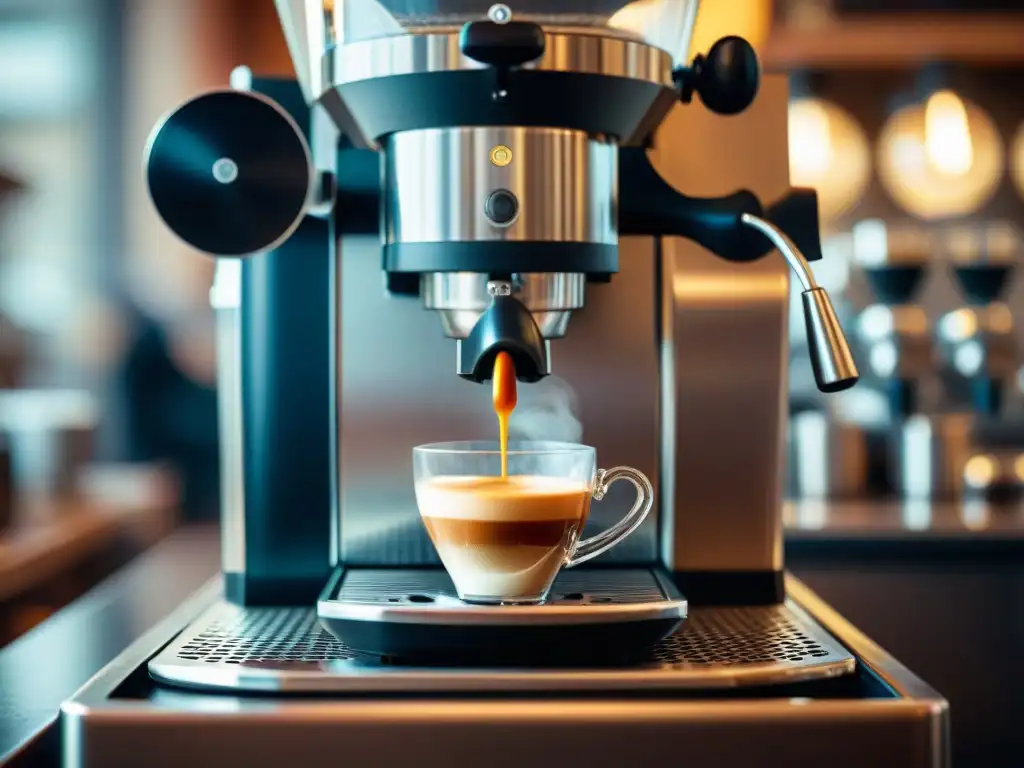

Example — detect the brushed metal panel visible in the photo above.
[385,127,616,245]
[211,261,245,573]
[336,236,659,565]
[61,577,949,768]
[654,76,792,572]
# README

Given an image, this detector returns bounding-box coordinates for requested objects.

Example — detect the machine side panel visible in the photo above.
[336,238,659,565]
[655,76,792,602]
[235,217,334,604]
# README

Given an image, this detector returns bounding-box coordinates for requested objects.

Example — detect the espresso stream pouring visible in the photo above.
[493,351,517,478]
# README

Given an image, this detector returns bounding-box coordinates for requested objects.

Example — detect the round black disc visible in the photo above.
[145,90,311,257]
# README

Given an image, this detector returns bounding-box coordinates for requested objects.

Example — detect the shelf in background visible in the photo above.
[763,13,1024,70]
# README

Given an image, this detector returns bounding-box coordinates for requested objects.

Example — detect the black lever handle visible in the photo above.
[674,36,760,116]
[618,147,763,260]
[618,148,824,264]
[459,20,546,70]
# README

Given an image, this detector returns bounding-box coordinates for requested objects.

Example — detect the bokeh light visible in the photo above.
[788,98,871,223]
[878,90,1003,220]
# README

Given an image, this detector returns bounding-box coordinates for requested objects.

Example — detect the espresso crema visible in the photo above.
[416,474,591,600]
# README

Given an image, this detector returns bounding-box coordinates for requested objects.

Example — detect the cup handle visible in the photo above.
[564,466,654,568]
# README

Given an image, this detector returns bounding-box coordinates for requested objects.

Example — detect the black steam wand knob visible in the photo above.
[674,36,761,116]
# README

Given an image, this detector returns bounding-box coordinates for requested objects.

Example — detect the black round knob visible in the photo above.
[146,90,311,257]
[485,189,519,225]
[459,20,546,69]
[691,36,761,116]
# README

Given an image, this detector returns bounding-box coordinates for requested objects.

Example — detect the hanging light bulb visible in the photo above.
[790,99,833,179]
[1010,122,1024,202]
[878,84,1002,221]
[787,97,870,224]
[924,89,974,177]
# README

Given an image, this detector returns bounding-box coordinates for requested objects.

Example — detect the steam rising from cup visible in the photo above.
[507,376,583,444]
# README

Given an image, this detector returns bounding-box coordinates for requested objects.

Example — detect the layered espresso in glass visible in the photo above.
[415,474,591,602]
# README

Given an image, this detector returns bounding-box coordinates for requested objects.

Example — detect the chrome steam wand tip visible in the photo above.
[801,287,859,393]
[740,213,860,393]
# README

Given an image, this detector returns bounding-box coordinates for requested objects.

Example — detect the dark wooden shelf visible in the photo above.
[763,13,1024,70]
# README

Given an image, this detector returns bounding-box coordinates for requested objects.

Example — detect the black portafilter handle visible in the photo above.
[459,20,546,70]
[458,291,548,384]
[674,36,761,116]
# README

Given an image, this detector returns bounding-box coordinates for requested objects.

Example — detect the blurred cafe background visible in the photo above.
[0,0,1022,760]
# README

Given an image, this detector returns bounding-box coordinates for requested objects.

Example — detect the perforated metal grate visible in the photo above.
[176,608,353,664]
[153,569,854,691]
[657,607,832,666]
[171,604,832,668]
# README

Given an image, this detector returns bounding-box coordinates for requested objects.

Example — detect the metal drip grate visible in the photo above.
[152,600,854,691]
[173,605,831,668]
[657,607,834,666]
[176,608,351,664]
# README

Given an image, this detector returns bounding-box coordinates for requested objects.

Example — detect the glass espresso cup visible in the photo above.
[413,441,653,604]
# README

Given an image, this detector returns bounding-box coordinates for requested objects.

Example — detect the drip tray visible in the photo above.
[317,568,687,661]
[149,569,855,694]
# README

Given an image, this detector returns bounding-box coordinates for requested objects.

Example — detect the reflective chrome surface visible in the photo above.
[273,0,330,103]
[859,304,932,380]
[318,568,684,627]
[937,304,1017,379]
[851,219,933,268]
[891,414,973,500]
[149,594,851,693]
[801,288,861,393]
[422,272,585,338]
[656,81,791,573]
[62,575,950,768]
[336,236,657,565]
[385,127,617,245]
[325,29,672,88]
[789,412,869,499]
[210,262,245,573]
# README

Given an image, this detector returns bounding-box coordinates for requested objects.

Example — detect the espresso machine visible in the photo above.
[937,225,1023,501]
[62,2,948,765]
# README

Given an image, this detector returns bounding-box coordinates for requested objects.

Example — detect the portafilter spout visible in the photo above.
[457,281,549,384]
[741,213,859,393]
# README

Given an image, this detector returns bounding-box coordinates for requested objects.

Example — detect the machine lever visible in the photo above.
[618,147,824,263]
[618,147,763,258]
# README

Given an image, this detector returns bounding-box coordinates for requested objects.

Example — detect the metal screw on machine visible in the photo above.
[487,280,513,297]
[488,3,512,23]
[741,213,860,393]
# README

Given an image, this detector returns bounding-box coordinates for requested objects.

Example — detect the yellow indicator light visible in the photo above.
[490,145,512,167]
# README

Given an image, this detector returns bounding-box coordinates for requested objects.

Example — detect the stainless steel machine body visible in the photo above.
[62,577,948,768]
[59,2,947,765]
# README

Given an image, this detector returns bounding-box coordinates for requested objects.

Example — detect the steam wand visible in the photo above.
[741,213,859,393]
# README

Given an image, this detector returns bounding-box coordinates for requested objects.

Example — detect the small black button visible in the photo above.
[485,189,518,225]
[406,594,435,603]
